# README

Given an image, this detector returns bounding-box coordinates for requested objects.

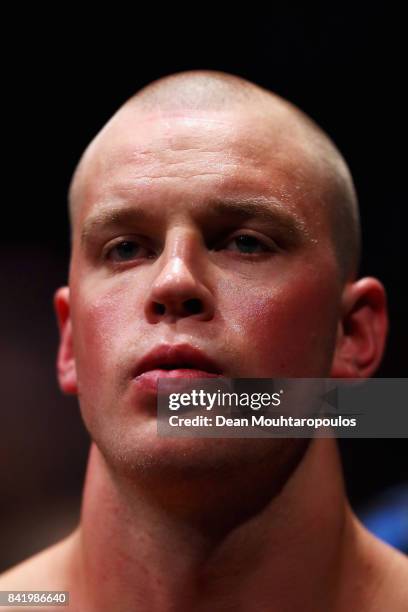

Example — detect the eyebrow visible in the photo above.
[209,197,306,233]
[80,196,306,246]
[81,205,152,245]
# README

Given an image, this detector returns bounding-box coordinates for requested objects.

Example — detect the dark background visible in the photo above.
[1,7,406,570]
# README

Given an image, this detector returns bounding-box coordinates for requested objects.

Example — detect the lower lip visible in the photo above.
[134,369,223,393]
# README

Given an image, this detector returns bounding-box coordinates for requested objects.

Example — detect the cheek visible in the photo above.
[221,272,341,376]
[71,277,145,388]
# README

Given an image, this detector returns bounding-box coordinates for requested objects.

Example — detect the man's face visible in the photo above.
[63,107,343,476]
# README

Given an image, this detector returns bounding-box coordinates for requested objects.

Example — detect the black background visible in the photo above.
[1,7,406,569]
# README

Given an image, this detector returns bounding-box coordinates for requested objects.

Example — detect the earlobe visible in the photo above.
[54,286,78,395]
[330,278,388,378]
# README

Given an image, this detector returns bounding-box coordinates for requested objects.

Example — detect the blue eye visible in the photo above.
[225,234,268,254]
[106,240,151,262]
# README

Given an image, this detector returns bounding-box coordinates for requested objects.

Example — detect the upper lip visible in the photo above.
[134,344,223,377]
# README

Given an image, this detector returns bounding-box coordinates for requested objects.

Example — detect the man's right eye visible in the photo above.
[104,239,154,263]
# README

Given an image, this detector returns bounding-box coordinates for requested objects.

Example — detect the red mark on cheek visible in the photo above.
[220,273,340,377]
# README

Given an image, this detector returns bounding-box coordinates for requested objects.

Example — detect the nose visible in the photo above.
[144,231,215,324]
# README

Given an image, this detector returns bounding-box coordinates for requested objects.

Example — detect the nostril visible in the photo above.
[184,298,202,315]
[153,302,166,315]
[151,298,203,317]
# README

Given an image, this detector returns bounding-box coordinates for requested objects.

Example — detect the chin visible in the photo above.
[92,424,309,486]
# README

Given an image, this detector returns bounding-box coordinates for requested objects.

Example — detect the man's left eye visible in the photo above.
[105,240,152,262]
[223,234,272,254]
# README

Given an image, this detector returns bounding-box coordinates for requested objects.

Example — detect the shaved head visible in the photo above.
[68,70,360,280]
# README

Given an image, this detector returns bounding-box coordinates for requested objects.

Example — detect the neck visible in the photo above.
[70,438,351,611]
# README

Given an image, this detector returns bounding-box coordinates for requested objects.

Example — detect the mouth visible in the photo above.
[148,362,218,371]
[133,344,224,391]
[135,344,223,376]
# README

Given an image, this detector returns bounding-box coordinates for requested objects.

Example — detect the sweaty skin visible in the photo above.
[1,77,406,611]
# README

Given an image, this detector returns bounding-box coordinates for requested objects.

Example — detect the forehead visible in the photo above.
[72,108,328,231]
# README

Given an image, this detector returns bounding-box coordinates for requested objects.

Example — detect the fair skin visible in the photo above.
[1,104,406,611]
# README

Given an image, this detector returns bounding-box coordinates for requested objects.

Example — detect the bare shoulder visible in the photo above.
[351,517,408,611]
[370,532,408,610]
[0,529,80,590]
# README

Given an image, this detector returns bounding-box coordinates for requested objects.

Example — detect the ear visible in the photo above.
[54,286,78,394]
[330,278,388,378]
